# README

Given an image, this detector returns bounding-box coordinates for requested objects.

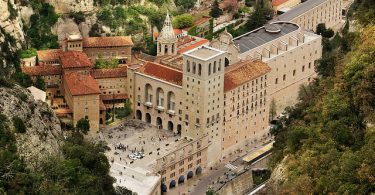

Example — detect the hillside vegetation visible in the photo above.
[269,0,375,193]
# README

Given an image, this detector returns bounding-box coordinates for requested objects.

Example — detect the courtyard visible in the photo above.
[97,119,181,166]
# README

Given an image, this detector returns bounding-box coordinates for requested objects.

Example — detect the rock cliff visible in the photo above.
[0,86,64,170]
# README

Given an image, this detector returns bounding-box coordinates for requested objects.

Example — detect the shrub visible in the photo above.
[12,116,26,133]
[20,48,37,59]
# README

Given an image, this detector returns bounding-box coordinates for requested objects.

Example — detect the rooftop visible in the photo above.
[59,51,93,69]
[37,49,62,61]
[272,0,290,6]
[90,67,127,79]
[138,62,183,86]
[184,46,225,61]
[178,37,210,54]
[64,73,100,96]
[224,60,271,92]
[233,22,299,53]
[111,163,160,195]
[22,65,62,76]
[82,36,133,48]
[272,0,327,21]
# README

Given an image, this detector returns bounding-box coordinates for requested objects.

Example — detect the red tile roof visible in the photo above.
[59,51,93,69]
[37,49,62,61]
[224,60,271,92]
[100,94,128,101]
[272,0,290,6]
[91,67,127,79]
[83,36,133,48]
[153,29,184,38]
[22,65,62,76]
[178,39,210,54]
[139,62,183,86]
[64,73,100,96]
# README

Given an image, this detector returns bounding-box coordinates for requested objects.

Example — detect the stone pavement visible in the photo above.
[96,120,180,165]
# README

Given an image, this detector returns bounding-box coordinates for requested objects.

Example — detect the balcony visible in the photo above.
[144,101,153,108]
[167,110,175,115]
[156,106,165,112]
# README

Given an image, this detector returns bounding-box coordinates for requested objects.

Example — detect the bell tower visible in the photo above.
[181,46,226,165]
[157,13,178,56]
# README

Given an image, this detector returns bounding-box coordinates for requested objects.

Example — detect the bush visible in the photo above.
[20,48,37,59]
[69,11,86,24]
[173,14,194,29]
[12,116,26,133]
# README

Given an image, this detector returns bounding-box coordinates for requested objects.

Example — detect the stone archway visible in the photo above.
[168,121,174,131]
[136,110,142,120]
[145,113,151,123]
[169,180,176,189]
[225,57,230,67]
[177,124,182,135]
[187,171,194,179]
[178,175,185,184]
[161,183,167,192]
[157,117,162,129]
[196,166,202,175]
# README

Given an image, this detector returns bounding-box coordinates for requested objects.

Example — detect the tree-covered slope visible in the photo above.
[268,0,375,194]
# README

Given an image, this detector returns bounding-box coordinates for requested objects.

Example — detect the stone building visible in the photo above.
[272,0,343,31]
[211,21,322,115]
[22,36,133,133]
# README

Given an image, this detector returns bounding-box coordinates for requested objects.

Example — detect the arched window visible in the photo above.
[145,84,153,103]
[186,61,190,72]
[208,63,212,76]
[156,88,164,107]
[213,61,217,73]
[198,64,202,76]
[193,63,196,74]
[167,91,176,111]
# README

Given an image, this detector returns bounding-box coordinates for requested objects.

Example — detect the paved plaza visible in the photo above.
[97,120,181,165]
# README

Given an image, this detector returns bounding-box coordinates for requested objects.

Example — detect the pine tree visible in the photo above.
[210,0,223,18]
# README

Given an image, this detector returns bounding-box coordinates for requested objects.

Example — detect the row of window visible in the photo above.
[186,59,222,76]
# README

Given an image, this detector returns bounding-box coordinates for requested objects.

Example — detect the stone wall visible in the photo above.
[216,170,253,195]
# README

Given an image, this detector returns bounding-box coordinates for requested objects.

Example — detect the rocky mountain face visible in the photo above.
[46,0,95,13]
[0,86,64,170]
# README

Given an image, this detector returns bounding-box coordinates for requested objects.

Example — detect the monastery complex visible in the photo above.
[21,0,346,193]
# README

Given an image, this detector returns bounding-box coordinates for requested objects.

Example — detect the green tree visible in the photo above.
[76,118,90,134]
[173,14,194,29]
[12,116,26,133]
[35,76,46,90]
[210,0,223,18]
[174,0,196,11]
[245,0,273,31]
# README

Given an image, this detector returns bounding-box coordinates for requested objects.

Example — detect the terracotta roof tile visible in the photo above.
[91,67,127,79]
[22,65,62,76]
[139,62,183,86]
[153,29,184,38]
[64,73,100,96]
[178,39,210,54]
[83,36,133,48]
[37,49,62,61]
[59,51,93,69]
[272,0,290,6]
[224,60,271,92]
